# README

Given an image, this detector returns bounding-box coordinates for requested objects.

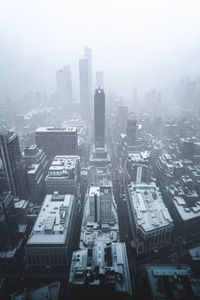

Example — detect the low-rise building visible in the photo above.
[69,242,132,299]
[25,193,76,270]
[146,264,200,300]
[127,182,174,254]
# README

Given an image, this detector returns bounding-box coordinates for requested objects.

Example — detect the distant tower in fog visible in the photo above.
[127,114,137,146]
[94,87,105,148]
[56,65,72,108]
[79,57,90,119]
[133,87,138,102]
[96,71,103,87]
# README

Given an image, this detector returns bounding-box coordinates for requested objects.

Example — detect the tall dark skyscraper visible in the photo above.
[0,132,26,198]
[94,87,105,148]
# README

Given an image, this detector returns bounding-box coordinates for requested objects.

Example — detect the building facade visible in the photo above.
[35,127,78,161]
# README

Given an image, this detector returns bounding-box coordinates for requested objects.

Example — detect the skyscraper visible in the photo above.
[56,65,73,109]
[0,132,26,198]
[127,114,137,147]
[94,87,105,148]
[84,46,92,105]
[79,57,90,119]
[35,127,78,161]
[96,71,103,87]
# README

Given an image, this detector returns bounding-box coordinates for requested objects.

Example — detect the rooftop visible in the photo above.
[27,193,75,245]
[69,242,132,296]
[129,182,173,233]
[35,127,77,133]
[46,155,79,179]
[172,195,200,221]
[11,281,60,300]
[146,264,200,300]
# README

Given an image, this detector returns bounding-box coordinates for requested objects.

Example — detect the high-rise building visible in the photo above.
[79,57,90,119]
[116,106,128,138]
[127,114,137,147]
[0,192,18,251]
[24,145,49,203]
[84,46,93,109]
[96,71,103,87]
[88,182,112,224]
[94,87,105,148]
[56,65,73,109]
[35,127,78,161]
[0,132,26,198]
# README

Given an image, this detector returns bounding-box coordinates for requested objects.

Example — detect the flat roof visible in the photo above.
[27,193,74,245]
[35,127,77,133]
[69,242,132,295]
[46,155,79,179]
[129,182,173,233]
[173,196,200,221]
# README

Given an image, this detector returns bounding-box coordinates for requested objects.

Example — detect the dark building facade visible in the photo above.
[94,87,105,148]
[24,145,48,203]
[0,132,26,198]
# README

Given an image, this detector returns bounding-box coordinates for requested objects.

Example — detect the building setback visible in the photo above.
[45,155,80,195]
[35,127,78,161]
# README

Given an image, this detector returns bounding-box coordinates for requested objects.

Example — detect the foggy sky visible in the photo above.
[0,0,200,101]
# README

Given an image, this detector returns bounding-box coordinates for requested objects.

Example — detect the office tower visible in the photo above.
[94,87,105,148]
[56,65,73,109]
[35,127,78,161]
[0,158,9,194]
[96,71,103,87]
[116,106,128,137]
[84,46,93,108]
[79,57,90,119]
[25,193,76,269]
[69,242,132,299]
[24,145,48,203]
[127,114,137,147]
[45,155,80,195]
[0,132,26,198]
[88,184,112,224]
[0,192,19,251]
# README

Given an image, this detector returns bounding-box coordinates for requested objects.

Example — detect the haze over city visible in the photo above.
[1,1,200,300]
[0,0,200,100]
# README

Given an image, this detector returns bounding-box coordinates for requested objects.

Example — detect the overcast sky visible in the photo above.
[0,0,200,101]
